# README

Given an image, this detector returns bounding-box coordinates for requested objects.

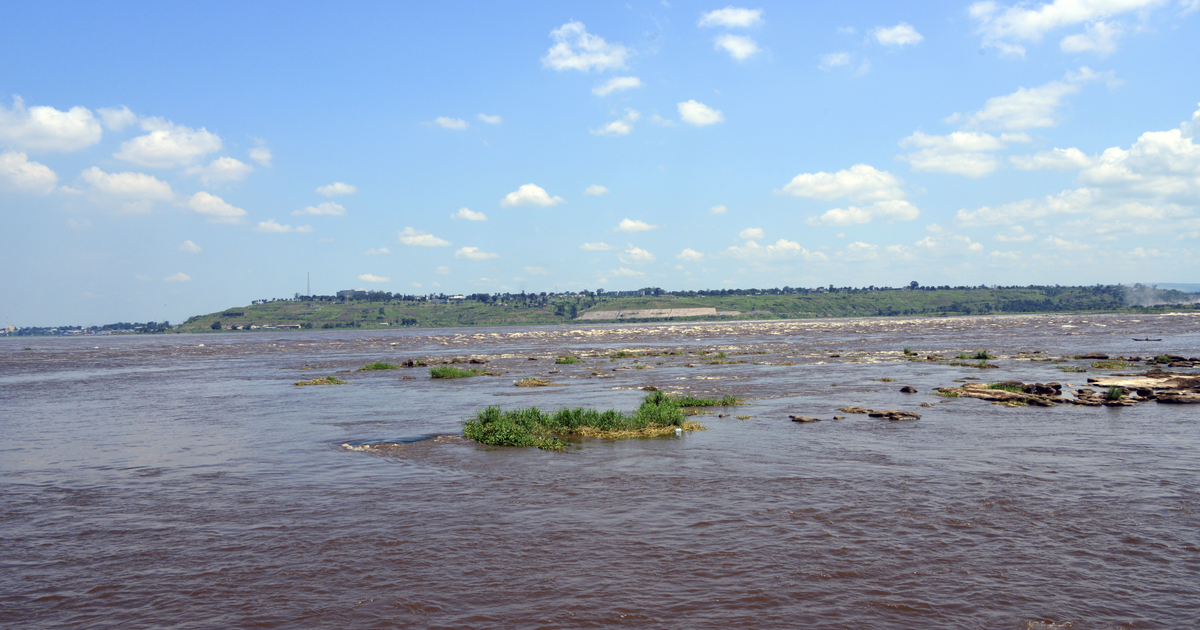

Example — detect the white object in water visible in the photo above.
[675,428,682,435]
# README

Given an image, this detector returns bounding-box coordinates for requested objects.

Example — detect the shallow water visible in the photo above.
[2,312,1199,629]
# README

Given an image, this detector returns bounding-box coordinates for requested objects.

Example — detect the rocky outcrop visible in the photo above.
[837,406,920,421]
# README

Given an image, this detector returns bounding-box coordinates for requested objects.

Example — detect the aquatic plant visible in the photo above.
[359,361,399,371]
[462,391,703,450]
[515,378,552,387]
[1105,386,1124,401]
[430,365,486,379]
[1091,361,1130,369]
[609,350,638,358]
[936,389,961,398]
[987,383,1024,393]
[972,350,991,360]
[555,355,584,364]
[294,375,347,386]
[903,347,915,356]
[669,394,742,407]
[1058,365,1088,373]
[714,351,728,359]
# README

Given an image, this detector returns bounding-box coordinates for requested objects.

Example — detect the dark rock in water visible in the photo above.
[527,357,538,360]
[1080,353,1109,360]
[1157,393,1200,404]
[867,410,921,420]
[789,415,821,423]
[470,358,488,364]
[900,386,917,393]
[832,415,845,420]
[718,414,729,418]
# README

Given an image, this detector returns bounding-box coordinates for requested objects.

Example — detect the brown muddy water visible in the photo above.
[2,312,1199,629]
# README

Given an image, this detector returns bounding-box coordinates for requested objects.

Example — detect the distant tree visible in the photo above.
[909,281,919,290]
[211,321,221,330]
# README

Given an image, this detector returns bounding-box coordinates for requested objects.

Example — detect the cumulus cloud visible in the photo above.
[714,34,761,60]
[248,145,272,167]
[185,192,246,224]
[293,201,346,216]
[592,109,640,136]
[455,246,500,260]
[500,183,564,207]
[969,0,1159,56]
[584,184,610,196]
[872,22,924,46]
[739,227,765,240]
[780,163,906,202]
[945,67,1103,131]
[678,100,725,126]
[614,218,658,233]
[593,76,642,96]
[525,266,550,275]
[398,227,451,247]
[164,272,191,282]
[316,182,357,196]
[0,151,57,194]
[994,225,1035,242]
[676,248,705,262]
[607,267,645,278]
[114,118,223,168]
[0,96,102,152]
[818,52,852,71]
[254,219,312,233]
[581,242,615,251]
[365,247,391,255]
[898,131,1030,177]
[1010,147,1093,170]
[542,21,630,72]
[452,207,487,221]
[477,113,503,124]
[178,240,202,253]
[1060,20,1123,55]
[1078,124,1200,200]
[434,117,468,130]
[698,7,764,27]
[82,167,173,200]
[807,200,921,226]
[620,246,656,264]
[359,274,390,283]
[725,239,827,261]
[709,204,728,215]
[185,156,254,185]
[96,106,138,131]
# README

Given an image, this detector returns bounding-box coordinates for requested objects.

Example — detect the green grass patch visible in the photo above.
[714,351,728,359]
[294,375,347,386]
[1058,365,1088,373]
[555,355,585,364]
[936,389,961,398]
[987,383,1025,393]
[430,365,486,379]
[609,350,639,358]
[1091,360,1131,369]
[359,361,399,371]
[669,393,742,407]
[1105,386,1124,401]
[462,391,704,450]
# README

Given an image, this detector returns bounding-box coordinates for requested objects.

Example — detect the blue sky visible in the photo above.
[2,0,1199,325]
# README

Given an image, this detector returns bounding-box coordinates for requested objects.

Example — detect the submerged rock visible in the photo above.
[900,386,917,393]
[789,415,821,423]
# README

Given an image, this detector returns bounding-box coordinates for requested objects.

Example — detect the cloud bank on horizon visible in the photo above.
[1,0,1199,324]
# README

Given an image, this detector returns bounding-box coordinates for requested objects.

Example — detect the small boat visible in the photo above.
[1132,338,1162,341]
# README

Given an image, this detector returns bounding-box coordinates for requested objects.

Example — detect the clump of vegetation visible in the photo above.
[1105,386,1125,401]
[609,350,639,358]
[430,365,486,379]
[902,347,916,356]
[294,375,347,386]
[555,355,584,364]
[936,389,961,398]
[987,383,1025,393]
[462,391,705,450]
[515,378,552,387]
[669,393,742,407]
[735,415,751,420]
[1092,360,1130,369]
[1152,355,1173,364]
[359,361,399,371]
[714,351,728,359]
[877,377,896,382]
[1058,365,1088,373]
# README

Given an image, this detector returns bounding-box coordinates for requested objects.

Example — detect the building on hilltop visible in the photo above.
[336,289,369,300]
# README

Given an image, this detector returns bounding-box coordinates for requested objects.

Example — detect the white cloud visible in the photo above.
[945,67,1103,131]
[0,96,102,152]
[818,52,852,71]
[452,207,487,221]
[698,7,764,27]
[316,182,357,196]
[677,248,705,262]
[186,191,246,224]
[96,106,138,131]
[500,183,564,207]
[178,240,202,253]
[365,247,391,255]
[872,22,924,46]
[185,156,254,185]
[164,272,191,282]
[614,218,658,233]
[898,131,1029,177]
[82,167,173,199]
[114,118,222,168]
[989,250,1022,260]
[293,201,346,216]
[525,266,550,275]
[0,151,57,194]
[248,146,272,167]
[714,34,761,60]
[435,266,451,274]
[455,246,500,260]
[739,227,765,240]
[581,242,615,251]
[620,246,657,264]
[254,219,312,233]
[969,0,1160,55]
[608,267,645,277]
[807,199,921,226]
[584,184,610,196]
[359,274,390,283]
[678,100,725,126]
[542,21,630,72]
[780,163,905,202]
[1078,126,1200,199]
[592,109,640,136]
[399,227,451,247]
[708,204,728,215]
[1060,20,1123,55]
[1010,147,1093,170]
[725,239,827,261]
[477,113,503,124]
[434,117,468,130]
[593,76,643,96]
[994,226,1036,242]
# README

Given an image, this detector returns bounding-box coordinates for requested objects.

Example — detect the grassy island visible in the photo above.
[463,391,712,451]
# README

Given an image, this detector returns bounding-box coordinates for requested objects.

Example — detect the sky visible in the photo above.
[2,0,1199,326]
